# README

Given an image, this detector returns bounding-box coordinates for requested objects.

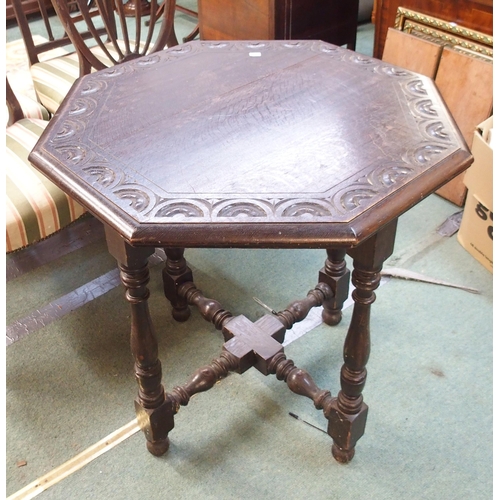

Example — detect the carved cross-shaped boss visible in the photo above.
[222,315,287,375]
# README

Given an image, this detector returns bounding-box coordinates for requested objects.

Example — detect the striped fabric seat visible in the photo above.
[31,42,146,114]
[5,93,50,127]
[6,118,86,252]
[30,52,81,114]
[18,93,51,120]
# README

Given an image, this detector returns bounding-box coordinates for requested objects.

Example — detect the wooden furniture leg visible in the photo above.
[183,24,200,42]
[319,249,350,326]
[123,0,150,17]
[105,227,174,456]
[163,248,193,322]
[325,220,398,463]
[146,1,197,44]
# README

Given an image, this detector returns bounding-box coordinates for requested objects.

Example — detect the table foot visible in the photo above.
[319,249,350,326]
[146,437,170,456]
[325,397,369,463]
[172,307,190,322]
[332,443,355,463]
[135,395,175,458]
[323,309,342,326]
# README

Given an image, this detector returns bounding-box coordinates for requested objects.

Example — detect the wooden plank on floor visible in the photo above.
[435,46,493,148]
[7,419,141,500]
[6,216,105,282]
[434,46,493,206]
[6,269,121,346]
[6,250,167,346]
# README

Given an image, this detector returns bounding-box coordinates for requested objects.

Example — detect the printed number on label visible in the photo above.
[475,202,493,240]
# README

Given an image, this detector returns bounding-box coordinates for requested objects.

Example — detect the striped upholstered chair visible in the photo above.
[5,90,50,125]
[6,78,86,253]
[10,0,101,114]
[12,0,178,114]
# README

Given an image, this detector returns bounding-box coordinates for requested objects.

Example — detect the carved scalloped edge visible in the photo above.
[82,164,122,189]
[212,199,273,218]
[53,144,88,164]
[80,78,108,95]
[154,197,336,221]
[113,184,157,214]
[155,198,211,219]
[331,162,416,214]
[403,142,450,165]
[275,199,335,218]
[419,120,450,143]
[399,78,454,146]
[52,117,87,144]
[199,39,314,53]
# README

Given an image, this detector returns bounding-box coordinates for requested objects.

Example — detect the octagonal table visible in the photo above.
[29,40,472,463]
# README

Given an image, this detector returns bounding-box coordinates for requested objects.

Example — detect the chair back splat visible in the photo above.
[51,0,178,73]
[11,0,104,66]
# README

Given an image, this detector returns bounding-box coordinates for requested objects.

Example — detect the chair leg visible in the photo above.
[183,24,199,43]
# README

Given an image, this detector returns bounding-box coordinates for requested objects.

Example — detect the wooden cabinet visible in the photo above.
[373,0,493,59]
[198,0,360,50]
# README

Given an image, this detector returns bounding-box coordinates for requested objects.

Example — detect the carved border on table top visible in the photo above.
[47,40,459,224]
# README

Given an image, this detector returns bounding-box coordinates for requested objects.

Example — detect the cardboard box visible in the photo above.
[457,116,493,272]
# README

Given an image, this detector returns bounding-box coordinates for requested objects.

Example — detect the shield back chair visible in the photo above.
[50,0,178,74]
[11,0,107,114]
[6,77,86,253]
[6,80,50,125]
[11,0,178,114]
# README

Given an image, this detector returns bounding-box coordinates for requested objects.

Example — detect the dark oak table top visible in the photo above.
[30,40,472,249]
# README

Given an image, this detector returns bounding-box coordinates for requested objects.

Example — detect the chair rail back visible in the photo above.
[11,0,105,67]
[6,77,24,126]
[51,0,178,73]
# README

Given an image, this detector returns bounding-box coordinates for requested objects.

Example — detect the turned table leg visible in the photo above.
[326,220,397,463]
[162,247,193,322]
[319,248,350,326]
[105,228,174,456]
